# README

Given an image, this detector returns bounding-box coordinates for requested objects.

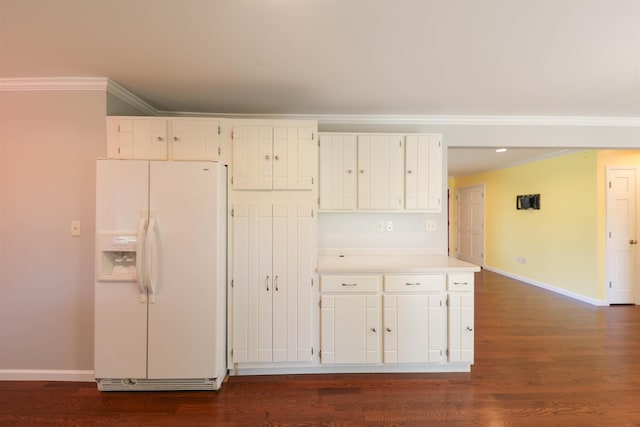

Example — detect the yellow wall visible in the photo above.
[451,149,640,302]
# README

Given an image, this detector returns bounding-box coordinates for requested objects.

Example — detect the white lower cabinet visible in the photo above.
[447,273,475,363]
[320,273,459,367]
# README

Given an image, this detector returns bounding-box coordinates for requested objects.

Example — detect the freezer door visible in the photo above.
[146,161,227,379]
[94,160,149,379]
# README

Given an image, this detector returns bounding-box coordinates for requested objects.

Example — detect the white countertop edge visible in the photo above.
[319,247,446,256]
[317,252,481,274]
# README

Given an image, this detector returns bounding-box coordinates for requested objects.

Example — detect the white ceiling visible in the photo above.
[1,0,638,117]
[1,0,638,175]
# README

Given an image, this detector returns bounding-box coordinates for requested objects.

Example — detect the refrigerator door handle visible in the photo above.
[145,214,158,303]
[136,211,148,303]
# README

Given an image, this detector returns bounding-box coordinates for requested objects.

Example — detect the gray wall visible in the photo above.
[0,90,105,375]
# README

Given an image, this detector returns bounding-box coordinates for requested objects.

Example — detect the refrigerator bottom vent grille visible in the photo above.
[97,378,218,391]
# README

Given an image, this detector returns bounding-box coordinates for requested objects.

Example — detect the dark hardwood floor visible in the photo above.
[2,270,639,426]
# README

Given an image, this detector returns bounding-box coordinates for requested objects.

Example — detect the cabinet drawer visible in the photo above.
[320,275,380,293]
[447,273,474,291]
[383,274,444,293]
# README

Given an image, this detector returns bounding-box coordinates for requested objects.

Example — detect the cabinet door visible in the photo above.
[110,118,167,160]
[170,119,220,161]
[272,126,316,190]
[231,204,272,363]
[357,134,404,210]
[319,134,357,209]
[272,204,314,362]
[405,134,442,211]
[232,125,273,189]
[448,292,474,363]
[320,294,380,364]
[383,294,443,364]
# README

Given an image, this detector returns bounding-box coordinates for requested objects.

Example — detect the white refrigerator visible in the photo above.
[94,160,227,391]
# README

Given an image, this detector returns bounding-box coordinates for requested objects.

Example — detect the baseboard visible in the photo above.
[0,369,95,382]
[484,266,608,306]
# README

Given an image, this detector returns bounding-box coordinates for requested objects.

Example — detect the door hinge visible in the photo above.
[319,350,322,360]
[231,208,234,217]
[312,209,314,218]
[231,348,234,357]
[311,347,314,355]
[218,125,221,135]
[609,281,612,288]
[399,139,402,147]
[609,181,612,188]
[218,147,221,156]
[231,131,234,139]
[609,231,612,238]
[318,197,321,206]
[319,299,322,308]
[231,279,234,288]
[312,133,315,140]
[231,176,234,185]
[311,278,314,287]
[446,349,449,357]
[117,147,121,154]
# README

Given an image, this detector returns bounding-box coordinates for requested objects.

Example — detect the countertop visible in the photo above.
[317,254,481,274]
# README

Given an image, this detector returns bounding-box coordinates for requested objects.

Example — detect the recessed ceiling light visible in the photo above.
[496,148,507,153]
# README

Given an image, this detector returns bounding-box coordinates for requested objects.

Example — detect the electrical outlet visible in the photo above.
[377,220,384,233]
[386,221,393,232]
[426,220,437,231]
[517,256,527,264]
[71,220,81,237]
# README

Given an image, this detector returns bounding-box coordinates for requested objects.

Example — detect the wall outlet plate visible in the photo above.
[426,220,437,231]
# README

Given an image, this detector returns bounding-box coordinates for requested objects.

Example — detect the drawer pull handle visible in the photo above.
[453,282,469,285]
[405,282,421,286]
[341,283,358,287]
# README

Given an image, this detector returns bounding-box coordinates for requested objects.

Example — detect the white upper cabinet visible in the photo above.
[106,117,221,161]
[319,133,357,210]
[319,132,443,211]
[232,125,316,191]
[170,119,220,161]
[357,134,404,210]
[405,134,442,211]
[107,117,168,160]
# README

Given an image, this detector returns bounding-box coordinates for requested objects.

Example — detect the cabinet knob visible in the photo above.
[265,155,271,160]
[173,136,179,142]
[466,326,474,332]
[407,170,413,174]
[274,155,280,160]
[371,327,377,333]
[156,136,163,142]
[631,239,638,245]
[386,327,392,332]
[360,169,365,174]
[347,169,353,174]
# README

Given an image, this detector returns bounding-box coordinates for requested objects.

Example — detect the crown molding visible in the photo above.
[106,80,158,116]
[159,111,640,127]
[2,79,637,127]
[0,77,159,116]
[0,77,109,91]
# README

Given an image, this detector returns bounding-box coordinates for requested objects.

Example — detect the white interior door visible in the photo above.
[146,161,224,378]
[456,185,484,266]
[606,167,638,304]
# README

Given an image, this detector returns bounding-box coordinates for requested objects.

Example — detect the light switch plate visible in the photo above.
[71,220,81,237]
